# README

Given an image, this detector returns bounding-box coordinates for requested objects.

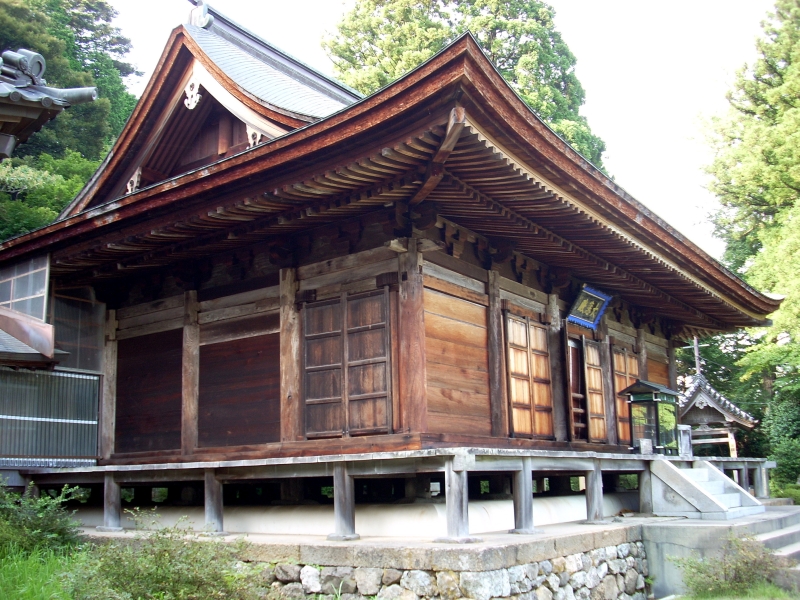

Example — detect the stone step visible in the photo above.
[773,564,800,594]
[680,468,709,482]
[696,480,726,495]
[713,493,742,508]
[758,522,800,550]
[775,540,800,560]
[719,505,766,520]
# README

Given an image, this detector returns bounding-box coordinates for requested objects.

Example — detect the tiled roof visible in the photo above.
[679,374,757,425]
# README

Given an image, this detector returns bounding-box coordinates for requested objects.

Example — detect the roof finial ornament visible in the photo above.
[189,0,214,29]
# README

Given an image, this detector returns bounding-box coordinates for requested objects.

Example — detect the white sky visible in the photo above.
[108,0,775,259]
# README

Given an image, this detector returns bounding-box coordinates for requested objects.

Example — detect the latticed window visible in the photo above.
[303,289,391,438]
[567,336,607,443]
[505,313,553,439]
[613,346,639,445]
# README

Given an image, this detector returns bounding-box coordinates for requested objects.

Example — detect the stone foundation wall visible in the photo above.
[259,542,649,600]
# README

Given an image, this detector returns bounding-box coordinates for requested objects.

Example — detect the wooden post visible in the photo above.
[755,465,769,498]
[487,270,508,437]
[100,309,118,459]
[398,243,427,433]
[668,345,679,390]
[636,328,649,381]
[328,462,359,540]
[639,467,653,514]
[585,460,606,523]
[597,317,618,445]
[739,467,750,492]
[434,456,480,543]
[204,469,224,533]
[182,291,199,456]
[279,479,303,504]
[97,474,123,531]
[510,457,539,534]
[280,268,303,441]
[547,294,567,442]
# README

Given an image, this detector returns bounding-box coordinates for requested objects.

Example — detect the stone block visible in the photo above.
[355,568,383,596]
[509,565,533,595]
[635,574,645,591]
[559,572,570,587]
[604,546,617,561]
[539,560,552,576]
[301,544,355,566]
[432,546,513,572]
[281,582,306,600]
[555,535,590,557]
[564,555,581,574]
[596,563,608,580]
[378,584,418,600]
[635,542,645,559]
[623,569,638,595]
[588,548,606,566]
[641,560,648,577]
[545,573,561,592]
[259,565,276,585]
[321,566,356,595]
[617,543,631,559]
[585,567,600,590]
[593,528,628,549]
[535,586,553,600]
[460,569,511,600]
[569,571,587,589]
[383,569,403,586]
[603,575,618,600]
[437,571,462,600]
[275,563,302,583]
[241,544,300,564]
[301,565,322,594]
[354,546,431,570]
[516,539,557,564]
[629,544,639,558]
[554,585,575,600]
[401,570,437,597]
[618,594,632,600]
[524,563,540,580]
[607,559,627,575]
[574,587,590,600]
[615,575,624,594]
[581,555,592,572]
[551,557,566,574]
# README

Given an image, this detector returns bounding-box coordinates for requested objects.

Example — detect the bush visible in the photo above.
[65,514,265,600]
[771,482,800,505]
[675,533,780,597]
[770,437,800,486]
[0,484,82,555]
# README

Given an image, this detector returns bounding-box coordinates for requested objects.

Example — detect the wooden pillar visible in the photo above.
[279,479,303,504]
[547,294,568,442]
[636,328,649,381]
[182,291,199,456]
[100,309,118,459]
[755,465,770,498]
[328,463,359,540]
[204,469,224,533]
[435,456,480,542]
[510,457,539,534]
[487,271,509,437]
[398,244,427,433]
[97,474,123,531]
[639,467,653,514]
[668,345,679,390]
[585,461,606,523]
[597,317,618,445]
[280,268,303,441]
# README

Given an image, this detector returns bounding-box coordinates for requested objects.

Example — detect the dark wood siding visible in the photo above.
[647,358,670,386]
[198,333,280,447]
[115,329,183,453]
[424,288,491,436]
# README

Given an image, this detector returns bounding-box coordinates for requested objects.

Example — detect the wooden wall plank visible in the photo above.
[488,271,508,437]
[423,275,488,306]
[116,318,184,340]
[198,333,280,447]
[198,285,279,312]
[647,359,670,386]
[116,295,185,320]
[298,259,397,291]
[115,329,183,453]
[199,312,279,346]
[118,306,184,331]
[298,246,398,280]
[182,291,199,456]
[100,309,117,460]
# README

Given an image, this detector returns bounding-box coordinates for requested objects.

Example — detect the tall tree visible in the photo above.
[707,0,800,476]
[323,0,606,169]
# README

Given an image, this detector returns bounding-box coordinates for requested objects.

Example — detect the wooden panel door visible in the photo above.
[304,299,344,438]
[506,314,553,439]
[613,347,639,446]
[304,291,391,438]
[346,291,391,435]
[583,338,607,443]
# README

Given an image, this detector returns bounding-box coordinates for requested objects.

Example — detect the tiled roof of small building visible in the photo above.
[679,374,757,426]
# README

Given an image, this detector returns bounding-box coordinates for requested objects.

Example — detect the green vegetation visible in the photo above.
[675,534,782,598]
[684,582,792,599]
[0,547,72,599]
[0,0,137,240]
[323,0,606,169]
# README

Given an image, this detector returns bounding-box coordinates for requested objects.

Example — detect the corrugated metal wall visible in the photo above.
[0,368,99,460]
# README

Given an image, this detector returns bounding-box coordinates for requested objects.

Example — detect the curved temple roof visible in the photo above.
[0,6,781,335]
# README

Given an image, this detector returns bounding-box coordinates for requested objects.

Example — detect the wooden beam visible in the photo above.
[182,291,199,456]
[636,328,649,380]
[280,268,303,441]
[97,474,123,531]
[487,270,508,437]
[204,469,224,533]
[328,463,359,540]
[0,305,54,358]
[398,244,427,433]
[409,107,466,206]
[100,310,118,459]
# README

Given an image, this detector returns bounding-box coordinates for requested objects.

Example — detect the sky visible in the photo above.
[108,0,776,259]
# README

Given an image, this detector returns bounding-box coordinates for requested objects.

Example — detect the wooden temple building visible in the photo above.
[0,4,782,538]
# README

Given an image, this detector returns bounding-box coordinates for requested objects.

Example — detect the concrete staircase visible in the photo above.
[754,508,800,593]
[650,459,765,520]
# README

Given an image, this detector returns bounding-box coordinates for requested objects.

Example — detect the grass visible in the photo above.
[685,582,795,599]
[0,546,72,599]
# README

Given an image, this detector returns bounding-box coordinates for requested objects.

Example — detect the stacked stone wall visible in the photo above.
[250,541,650,600]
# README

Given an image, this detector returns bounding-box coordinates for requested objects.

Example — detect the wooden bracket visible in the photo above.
[409,107,466,206]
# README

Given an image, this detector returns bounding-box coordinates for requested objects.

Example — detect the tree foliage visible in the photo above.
[323,0,606,168]
[706,0,800,468]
